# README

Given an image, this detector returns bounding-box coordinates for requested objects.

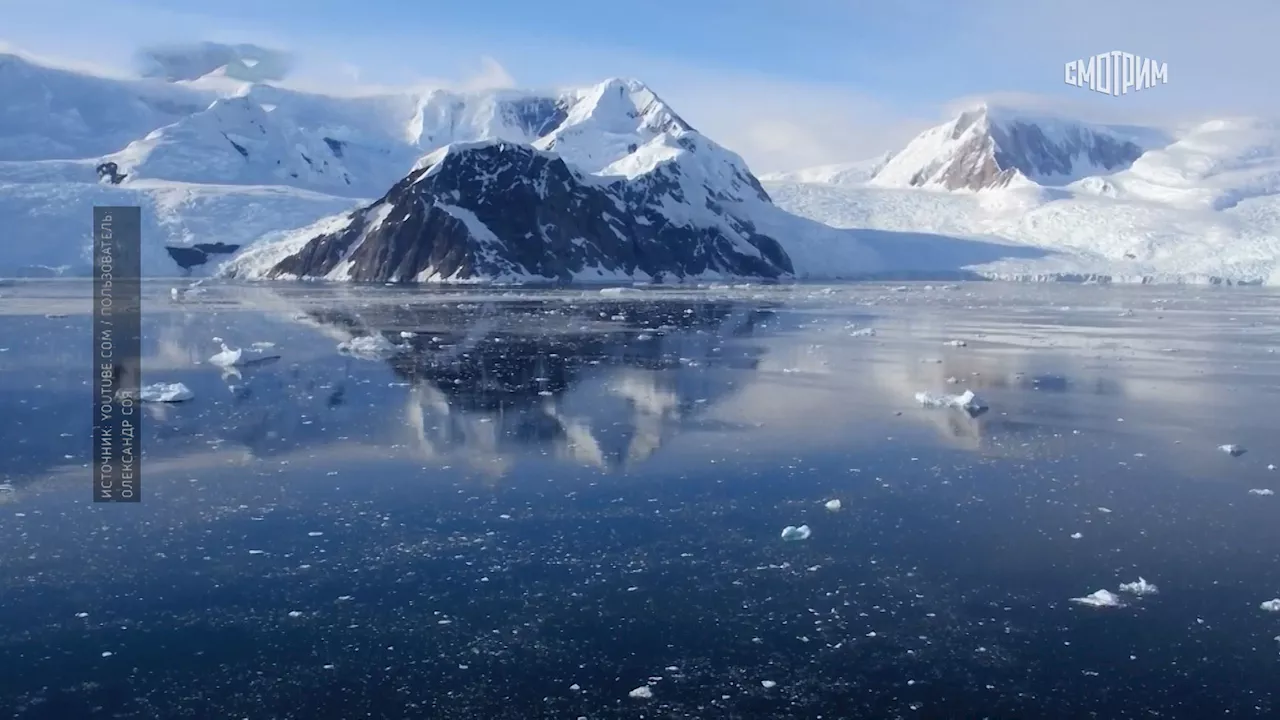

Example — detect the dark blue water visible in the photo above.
[1,280,1278,719]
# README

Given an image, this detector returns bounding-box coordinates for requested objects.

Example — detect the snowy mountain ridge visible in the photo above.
[865,103,1154,191]
[765,109,1280,285]
[2,47,1279,284]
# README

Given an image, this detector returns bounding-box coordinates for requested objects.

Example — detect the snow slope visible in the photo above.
[767,110,1280,285]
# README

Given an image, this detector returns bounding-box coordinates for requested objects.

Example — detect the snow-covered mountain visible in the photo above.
[3,46,1279,285]
[222,137,792,283]
[765,106,1280,285]
[866,104,1153,191]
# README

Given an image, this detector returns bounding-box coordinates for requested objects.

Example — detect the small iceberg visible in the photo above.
[139,382,194,403]
[824,499,842,512]
[849,327,876,337]
[1071,589,1122,608]
[1118,577,1159,596]
[1261,599,1280,613]
[780,525,812,541]
[915,389,988,416]
[1219,444,1246,457]
[1248,489,1274,496]
[628,685,653,699]
[944,339,967,347]
[337,334,402,361]
[209,342,280,369]
[209,343,244,368]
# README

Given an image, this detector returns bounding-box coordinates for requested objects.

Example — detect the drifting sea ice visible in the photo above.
[1071,590,1123,608]
[824,499,842,511]
[139,382,194,403]
[915,389,988,415]
[1219,444,1247,457]
[1261,599,1280,613]
[209,342,280,368]
[1119,578,1159,596]
[1248,489,1274,496]
[337,334,401,360]
[628,685,653,699]
[780,525,812,541]
[208,343,245,368]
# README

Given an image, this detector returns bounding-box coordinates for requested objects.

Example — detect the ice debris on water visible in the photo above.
[139,382,194,403]
[1248,489,1274,496]
[1218,444,1246,457]
[1071,590,1123,608]
[761,680,777,689]
[915,389,987,415]
[780,525,812,541]
[1119,577,1159,596]
[849,327,876,337]
[944,339,967,347]
[338,334,401,360]
[824,499,841,512]
[1261,599,1280,613]
[628,685,653,699]
[208,343,244,368]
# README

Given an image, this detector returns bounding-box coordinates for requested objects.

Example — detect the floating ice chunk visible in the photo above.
[601,287,641,296]
[628,685,653,699]
[139,382,194,403]
[338,334,401,360]
[761,680,777,689]
[944,340,967,347]
[1248,489,1274,496]
[1071,590,1122,608]
[1097,507,1113,514]
[824,499,842,512]
[780,525,812,541]
[1219,444,1246,457]
[399,331,415,339]
[1119,577,1159,596]
[251,341,276,350]
[1070,532,1083,540]
[915,389,988,415]
[1269,464,1277,471]
[849,327,876,337]
[209,343,244,368]
[1260,599,1280,612]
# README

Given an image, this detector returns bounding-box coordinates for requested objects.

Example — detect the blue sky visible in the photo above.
[2,0,1274,171]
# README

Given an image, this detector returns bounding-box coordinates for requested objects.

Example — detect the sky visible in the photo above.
[2,0,1275,173]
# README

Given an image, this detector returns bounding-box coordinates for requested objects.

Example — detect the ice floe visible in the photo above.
[1218,444,1246,457]
[628,685,654,699]
[209,342,280,368]
[824,499,842,511]
[1248,489,1274,496]
[337,334,402,360]
[1071,589,1123,608]
[1118,577,1159,596]
[139,382,194,403]
[1261,599,1280,613]
[914,389,988,415]
[780,525,812,541]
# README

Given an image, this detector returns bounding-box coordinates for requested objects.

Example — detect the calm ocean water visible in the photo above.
[1,280,1278,719]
